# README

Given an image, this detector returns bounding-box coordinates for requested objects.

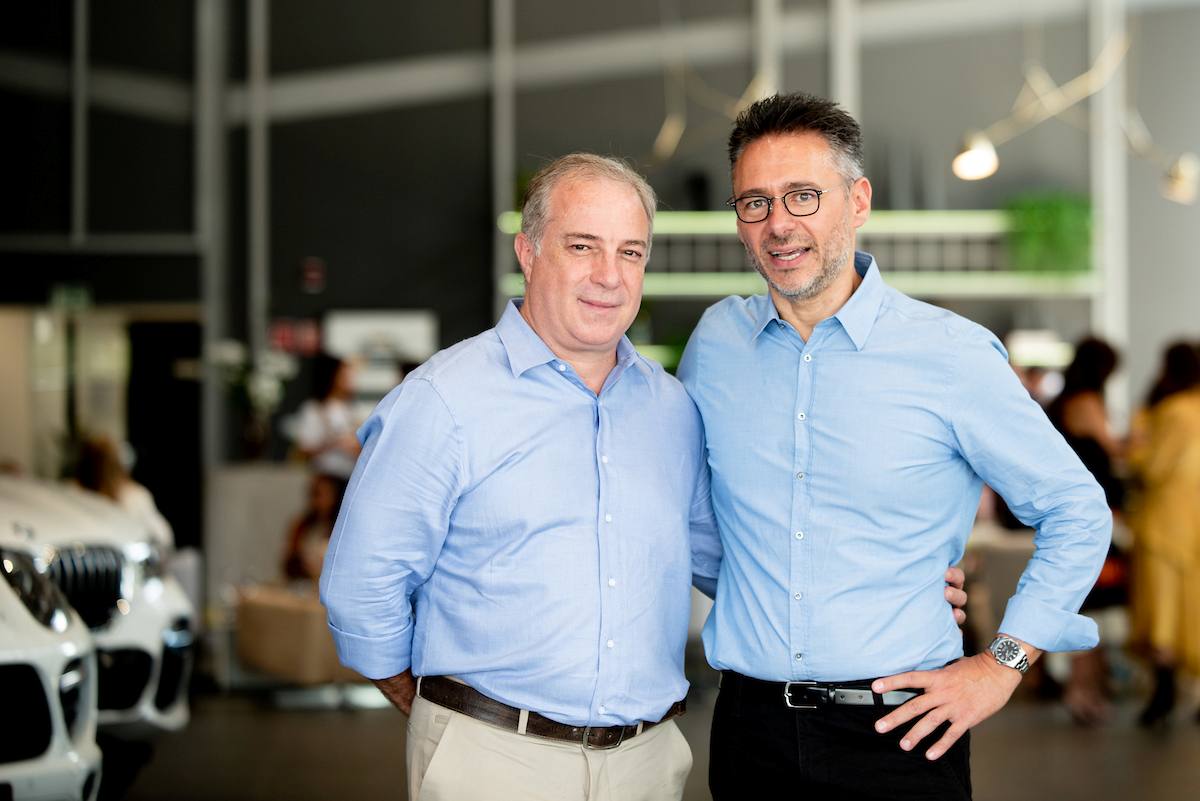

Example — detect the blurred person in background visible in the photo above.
[282,472,347,581]
[1044,337,1127,725]
[74,434,173,548]
[291,352,361,481]
[1129,341,1200,727]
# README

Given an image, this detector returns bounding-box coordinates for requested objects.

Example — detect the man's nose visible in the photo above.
[763,198,797,237]
[591,253,621,288]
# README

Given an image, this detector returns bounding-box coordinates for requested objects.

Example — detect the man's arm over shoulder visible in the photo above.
[678,327,722,599]
[689,430,721,599]
[319,377,466,684]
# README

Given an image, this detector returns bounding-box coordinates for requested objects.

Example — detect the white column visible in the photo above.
[829,0,861,117]
[248,0,271,357]
[754,0,783,97]
[492,0,516,320]
[1089,0,1130,426]
[196,0,229,469]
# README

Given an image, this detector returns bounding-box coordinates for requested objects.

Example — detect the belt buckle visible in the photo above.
[582,725,624,750]
[783,680,826,709]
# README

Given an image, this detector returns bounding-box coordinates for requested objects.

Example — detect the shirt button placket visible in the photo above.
[792,347,815,678]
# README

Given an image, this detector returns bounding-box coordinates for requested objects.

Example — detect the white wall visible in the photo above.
[1126,6,1200,409]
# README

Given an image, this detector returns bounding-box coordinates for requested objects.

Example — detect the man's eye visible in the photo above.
[794,191,815,203]
[570,244,590,251]
[742,198,766,210]
[623,249,643,259]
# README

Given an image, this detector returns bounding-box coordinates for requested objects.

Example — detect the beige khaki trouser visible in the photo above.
[406,695,693,801]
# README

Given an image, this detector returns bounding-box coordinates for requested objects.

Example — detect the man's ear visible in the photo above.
[515,232,536,283]
[850,176,873,229]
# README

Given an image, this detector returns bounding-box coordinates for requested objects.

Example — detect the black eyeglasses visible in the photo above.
[725,188,827,223]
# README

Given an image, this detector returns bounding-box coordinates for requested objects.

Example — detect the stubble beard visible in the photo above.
[746,214,854,301]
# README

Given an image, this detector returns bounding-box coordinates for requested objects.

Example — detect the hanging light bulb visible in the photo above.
[952,132,999,181]
[1162,153,1198,205]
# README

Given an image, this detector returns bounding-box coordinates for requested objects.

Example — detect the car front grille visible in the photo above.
[47,545,124,629]
[97,649,152,710]
[59,658,86,739]
[154,618,194,711]
[0,663,52,764]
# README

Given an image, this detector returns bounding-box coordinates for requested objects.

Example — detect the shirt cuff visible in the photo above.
[998,594,1100,652]
[326,619,413,680]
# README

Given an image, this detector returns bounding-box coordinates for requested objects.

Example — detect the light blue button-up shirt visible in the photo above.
[677,252,1111,683]
[320,301,720,726]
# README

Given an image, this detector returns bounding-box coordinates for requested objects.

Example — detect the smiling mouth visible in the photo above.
[768,246,813,263]
[579,298,621,310]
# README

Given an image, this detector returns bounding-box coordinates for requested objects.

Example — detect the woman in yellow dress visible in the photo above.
[1130,342,1200,726]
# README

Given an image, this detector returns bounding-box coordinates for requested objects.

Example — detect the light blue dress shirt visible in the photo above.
[677,252,1111,683]
[321,301,720,726]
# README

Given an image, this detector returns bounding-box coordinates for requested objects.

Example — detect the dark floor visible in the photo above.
[112,679,1200,801]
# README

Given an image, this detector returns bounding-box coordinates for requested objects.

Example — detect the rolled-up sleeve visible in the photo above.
[319,377,465,679]
[948,327,1112,652]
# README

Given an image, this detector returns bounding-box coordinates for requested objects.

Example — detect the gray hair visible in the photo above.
[520,153,657,254]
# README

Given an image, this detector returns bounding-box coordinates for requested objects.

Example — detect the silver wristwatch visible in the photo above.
[988,635,1030,674]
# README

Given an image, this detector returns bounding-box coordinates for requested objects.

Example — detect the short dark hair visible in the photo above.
[728,93,864,180]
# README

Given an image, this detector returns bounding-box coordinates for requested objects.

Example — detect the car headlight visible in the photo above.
[1,547,71,633]
[124,541,168,581]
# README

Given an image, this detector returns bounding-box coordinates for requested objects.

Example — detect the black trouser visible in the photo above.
[709,672,972,801]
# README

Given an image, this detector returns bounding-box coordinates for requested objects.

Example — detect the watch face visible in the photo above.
[994,639,1020,663]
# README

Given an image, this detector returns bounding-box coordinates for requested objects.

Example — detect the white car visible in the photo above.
[0,477,195,736]
[0,529,102,801]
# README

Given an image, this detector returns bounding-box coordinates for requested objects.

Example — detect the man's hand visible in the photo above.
[871,651,1025,761]
[372,669,416,715]
[944,567,967,626]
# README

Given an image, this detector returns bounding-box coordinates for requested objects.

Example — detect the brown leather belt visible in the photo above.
[417,675,686,750]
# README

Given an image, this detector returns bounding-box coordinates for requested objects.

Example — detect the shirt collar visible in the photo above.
[496,300,559,377]
[496,299,645,381]
[751,250,884,351]
[832,251,886,351]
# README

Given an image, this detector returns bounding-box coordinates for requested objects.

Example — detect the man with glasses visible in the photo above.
[677,93,1111,800]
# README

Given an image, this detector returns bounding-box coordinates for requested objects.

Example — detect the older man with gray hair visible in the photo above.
[320,153,721,800]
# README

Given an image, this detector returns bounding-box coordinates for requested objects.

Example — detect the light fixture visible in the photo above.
[952,132,999,181]
[1161,153,1198,205]
[954,32,1195,205]
[951,35,1128,182]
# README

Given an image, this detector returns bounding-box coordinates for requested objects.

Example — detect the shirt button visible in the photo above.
[557,363,567,372]
[794,652,804,661]
[803,354,812,362]
[796,412,806,421]
[794,592,803,601]
[794,530,804,540]
[601,455,609,464]
[598,705,607,714]
[604,513,613,523]
[608,578,617,587]
[795,472,805,480]
[606,639,615,649]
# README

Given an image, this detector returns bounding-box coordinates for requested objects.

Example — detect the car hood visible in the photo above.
[0,476,146,551]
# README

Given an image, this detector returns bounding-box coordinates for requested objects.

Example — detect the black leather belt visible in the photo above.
[417,675,686,750]
[722,671,920,709]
